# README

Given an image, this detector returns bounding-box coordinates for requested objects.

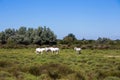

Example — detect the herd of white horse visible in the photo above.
[35,47,81,54]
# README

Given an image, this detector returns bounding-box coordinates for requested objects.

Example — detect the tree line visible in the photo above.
[60,33,120,49]
[0,26,120,49]
[0,26,57,46]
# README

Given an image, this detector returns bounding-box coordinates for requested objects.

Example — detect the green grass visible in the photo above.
[0,48,120,80]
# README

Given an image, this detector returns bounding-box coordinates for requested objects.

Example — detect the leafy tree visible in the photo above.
[63,33,77,44]
[32,29,42,45]
[23,37,31,45]
[26,28,34,37]
[41,26,56,45]
[97,37,111,44]
[33,36,42,45]
[14,35,24,44]
[7,36,17,46]
[5,28,15,40]
[0,32,6,44]
[0,26,57,46]
[17,27,26,35]
[26,28,34,43]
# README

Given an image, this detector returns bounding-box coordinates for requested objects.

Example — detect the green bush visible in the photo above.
[0,71,13,80]
[0,60,13,68]
[103,76,120,80]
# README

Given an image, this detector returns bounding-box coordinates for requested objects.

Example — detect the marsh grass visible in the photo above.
[0,48,120,80]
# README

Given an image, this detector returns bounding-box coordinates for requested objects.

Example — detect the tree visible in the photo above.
[5,28,15,40]
[26,28,34,43]
[7,36,17,46]
[41,26,57,45]
[0,32,6,44]
[97,37,111,44]
[63,33,77,44]
[32,28,42,45]
[33,36,42,45]
[0,26,57,46]
[17,26,26,35]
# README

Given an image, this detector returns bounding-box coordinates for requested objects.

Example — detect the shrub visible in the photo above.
[29,65,41,77]
[0,71,13,80]
[0,60,13,68]
[27,63,83,79]
[103,76,120,80]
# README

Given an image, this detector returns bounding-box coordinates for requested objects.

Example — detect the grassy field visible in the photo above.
[0,48,120,80]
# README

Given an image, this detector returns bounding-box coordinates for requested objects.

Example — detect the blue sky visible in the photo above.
[0,0,120,39]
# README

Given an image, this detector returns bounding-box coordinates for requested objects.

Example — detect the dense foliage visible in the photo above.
[59,34,120,49]
[0,27,120,49]
[0,26,57,46]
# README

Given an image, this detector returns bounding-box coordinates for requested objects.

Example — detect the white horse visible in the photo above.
[35,48,45,54]
[74,47,81,54]
[49,47,59,54]
[35,47,60,54]
[45,47,51,52]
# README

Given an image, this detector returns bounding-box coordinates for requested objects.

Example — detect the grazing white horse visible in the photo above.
[74,47,81,54]
[35,48,45,54]
[35,47,60,54]
[45,47,51,52]
[49,47,59,54]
